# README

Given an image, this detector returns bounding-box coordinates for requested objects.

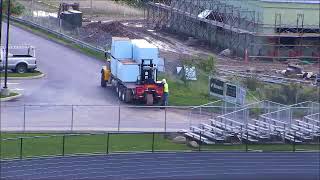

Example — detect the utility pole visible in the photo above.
[0,0,2,42]
[0,0,2,94]
[2,0,11,96]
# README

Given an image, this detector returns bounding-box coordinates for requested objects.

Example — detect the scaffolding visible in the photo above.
[146,0,320,61]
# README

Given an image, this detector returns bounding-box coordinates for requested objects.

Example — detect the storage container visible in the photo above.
[111,37,133,59]
[132,39,159,64]
[111,57,140,83]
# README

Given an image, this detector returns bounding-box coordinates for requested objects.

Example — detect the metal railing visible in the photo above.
[1,132,319,160]
[9,16,105,54]
[1,104,237,132]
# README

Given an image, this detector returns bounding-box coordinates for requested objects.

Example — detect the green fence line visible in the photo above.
[1,132,319,160]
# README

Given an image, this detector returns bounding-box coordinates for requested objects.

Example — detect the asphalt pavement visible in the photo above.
[0,23,194,131]
[1,23,118,105]
[1,152,319,180]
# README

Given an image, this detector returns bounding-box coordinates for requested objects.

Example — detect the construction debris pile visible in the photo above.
[275,62,319,85]
[78,21,139,48]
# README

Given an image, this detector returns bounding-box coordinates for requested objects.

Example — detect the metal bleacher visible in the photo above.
[184,101,320,144]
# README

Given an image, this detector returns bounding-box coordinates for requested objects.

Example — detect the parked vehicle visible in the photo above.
[0,45,37,73]
[101,37,163,105]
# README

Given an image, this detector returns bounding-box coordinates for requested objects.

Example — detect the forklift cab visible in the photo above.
[138,59,157,84]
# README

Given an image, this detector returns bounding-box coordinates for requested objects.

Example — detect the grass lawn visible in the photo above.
[0,92,19,98]
[158,73,218,106]
[1,133,318,159]
[0,70,42,78]
[0,133,194,159]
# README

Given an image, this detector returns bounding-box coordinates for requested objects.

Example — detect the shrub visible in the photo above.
[263,84,319,105]
[2,0,25,15]
[243,76,260,91]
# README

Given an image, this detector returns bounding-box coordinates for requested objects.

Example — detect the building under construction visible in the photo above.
[146,0,320,61]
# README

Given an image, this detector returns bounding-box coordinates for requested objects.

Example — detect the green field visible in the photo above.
[1,133,319,159]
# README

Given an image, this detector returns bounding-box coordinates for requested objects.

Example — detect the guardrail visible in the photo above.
[9,16,105,54]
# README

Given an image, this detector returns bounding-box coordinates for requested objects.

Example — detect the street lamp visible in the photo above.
[1,0,11,96]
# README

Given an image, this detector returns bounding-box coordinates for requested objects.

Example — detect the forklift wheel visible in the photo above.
[101,72,106,87]
[146,94,154,105]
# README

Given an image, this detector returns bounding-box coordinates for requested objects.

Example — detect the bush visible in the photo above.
[2,0,25,15]
[243,76,260,91]
[263,84,319,105]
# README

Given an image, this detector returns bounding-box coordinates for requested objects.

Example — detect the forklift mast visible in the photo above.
[139,59,156,84]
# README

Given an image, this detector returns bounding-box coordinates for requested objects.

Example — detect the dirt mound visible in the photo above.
[79,21,140,47]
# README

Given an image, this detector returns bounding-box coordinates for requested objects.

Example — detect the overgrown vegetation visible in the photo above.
[262,83,320,105]
[243,76,260,91]
[241,75,319,104]
[2,0,24,15]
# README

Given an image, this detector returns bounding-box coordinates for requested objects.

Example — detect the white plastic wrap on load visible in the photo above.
[132,39,159,64]
[111,37,133,59]
[111,57,140,82]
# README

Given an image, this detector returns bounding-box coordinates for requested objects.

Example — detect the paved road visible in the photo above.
[0,23,195,131]
[1,152,319,180]
[1,23,117,105]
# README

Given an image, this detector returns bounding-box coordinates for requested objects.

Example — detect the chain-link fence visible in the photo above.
[15,0,146,49]
[1,103,236,132]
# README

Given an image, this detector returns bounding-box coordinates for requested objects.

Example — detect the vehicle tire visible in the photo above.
[116,85,119,94]
[121,89,126,102]
[118,87,123,101]
[101,72,106,88]
[15,63,28,74]
[124,89,133,103]
[146,94,154,105]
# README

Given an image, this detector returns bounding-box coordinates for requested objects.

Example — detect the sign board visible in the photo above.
[209,77,246,105]
[184,66,197,80]
[209,78,224,98]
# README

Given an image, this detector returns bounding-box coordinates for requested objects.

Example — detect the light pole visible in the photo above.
[0,0,3,93]
[1,0,11,96]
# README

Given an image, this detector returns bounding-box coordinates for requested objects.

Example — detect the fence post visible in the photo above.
[62,135,66,156]
[152,132,155,152]
[118,105,121,131]
[293,131,296,152]
[71,105,74,132]
[19,137,23,159]
[198,131,201,152]
[106,133,110,154]
[23,104,26,132]
[245,131,248,152]
[164,107,167,132]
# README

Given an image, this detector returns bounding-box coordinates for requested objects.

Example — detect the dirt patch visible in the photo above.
[78,19,319,80]
[79,21,140,47]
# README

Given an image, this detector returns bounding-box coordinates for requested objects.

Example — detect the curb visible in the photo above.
[0,93,22,102]
[0,73,45,80]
